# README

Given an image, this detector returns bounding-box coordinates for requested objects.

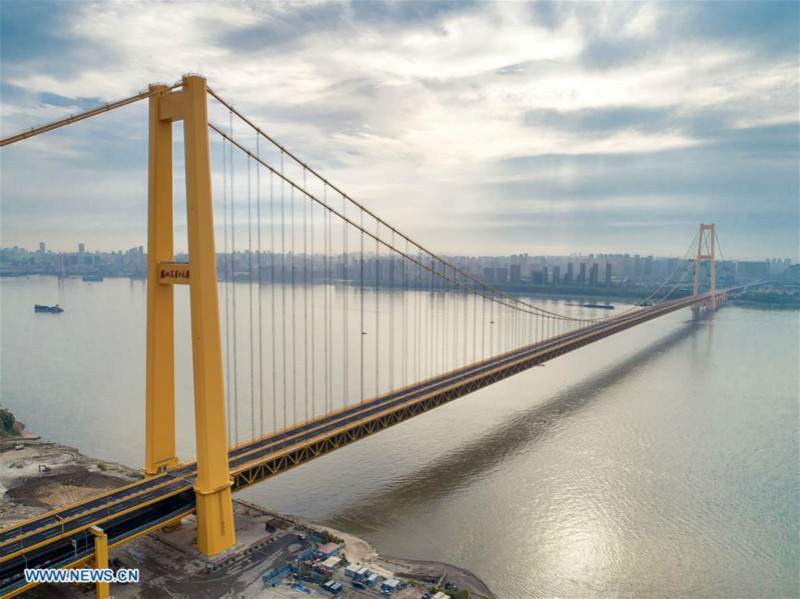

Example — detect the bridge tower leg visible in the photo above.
[145,84,177,476]
[145,75,235,555]
[88,526,110,599]
[181,74,236,555]
[709,223,716,310]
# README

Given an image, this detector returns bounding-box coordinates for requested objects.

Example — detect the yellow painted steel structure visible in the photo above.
[145,84,177,476]
[144,75,236,555]
[88,527,109,599]
[692,223,717,311]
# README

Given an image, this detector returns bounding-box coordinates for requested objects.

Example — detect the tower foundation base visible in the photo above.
[195,485,236,555]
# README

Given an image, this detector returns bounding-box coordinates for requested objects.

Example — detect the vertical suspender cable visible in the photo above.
[473,283,478,363]
[360,208,365,403]
[256,137,264,437]
[280,152,287,428]
[342,194,349,406]
[302,169,308,421]
[440,264,445,372]
[229,112,239,445]
[462,271,467,366]
[403,239,409,386]
[247,155,255,440]
[490,294,495,356]
[389,230,395,393]
[482,291,486,360]
[310,180,316,418]
[323,185,330,413]
[375,221,380,398]
[428,255,434,378]
[222,127,231,441]
[270,170,277,432]
[418,249,424,380]
[291,186,297,425]
[327,189,333,409]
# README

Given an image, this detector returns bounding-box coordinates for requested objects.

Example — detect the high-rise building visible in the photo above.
[589,263,598,287]
[552,266,560,286]
[38,242,45,253]
[605,262,612,287]
[565,263,573,285]
[737,261,769,280]
[579,262,586,286]
[510,264,522,283]
[79,243,85,254]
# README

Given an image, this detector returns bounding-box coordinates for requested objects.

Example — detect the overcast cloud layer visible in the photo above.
[1,1,798,259]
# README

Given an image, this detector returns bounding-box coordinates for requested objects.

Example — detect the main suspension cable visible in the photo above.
[206,89,610,323]
[1,82,183,147]
[209,123,585,322]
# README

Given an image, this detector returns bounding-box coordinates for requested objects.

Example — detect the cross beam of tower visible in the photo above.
[144,75,236,555]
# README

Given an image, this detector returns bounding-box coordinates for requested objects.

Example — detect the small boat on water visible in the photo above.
[34,304,64,313]
[82,274,104,282]
[583,303,614,310]
[565,302,615,310]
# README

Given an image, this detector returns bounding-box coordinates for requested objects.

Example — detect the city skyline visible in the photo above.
[3,240,792,287]
[3,238,796,264]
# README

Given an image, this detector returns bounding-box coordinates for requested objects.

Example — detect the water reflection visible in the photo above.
[2,278,795,598]
[324,317,709,532]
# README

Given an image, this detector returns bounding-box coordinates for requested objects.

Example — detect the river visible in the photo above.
[1,276,797,598]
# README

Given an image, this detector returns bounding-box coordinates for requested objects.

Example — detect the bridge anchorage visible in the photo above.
[0,74,739,599]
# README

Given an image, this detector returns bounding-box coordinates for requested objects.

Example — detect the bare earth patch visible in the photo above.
[6,465,129,508]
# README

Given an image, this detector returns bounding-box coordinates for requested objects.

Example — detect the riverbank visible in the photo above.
[731,293,800,309]
[0,428,495,599]
[0,426,140,526]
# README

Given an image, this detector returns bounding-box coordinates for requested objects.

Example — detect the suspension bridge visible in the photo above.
[0,75,737,598]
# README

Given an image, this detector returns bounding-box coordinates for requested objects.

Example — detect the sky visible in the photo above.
[1,0,798,260]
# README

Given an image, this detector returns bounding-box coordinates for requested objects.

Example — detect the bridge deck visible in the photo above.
[0,291,725,597]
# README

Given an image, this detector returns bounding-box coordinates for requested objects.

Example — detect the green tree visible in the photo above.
[0,409,16,433]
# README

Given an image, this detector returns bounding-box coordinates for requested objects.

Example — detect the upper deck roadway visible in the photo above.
[0,290,727,597]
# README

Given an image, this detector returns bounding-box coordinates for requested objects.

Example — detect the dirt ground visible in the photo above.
[1,437,495,599]
[0,437,138,526]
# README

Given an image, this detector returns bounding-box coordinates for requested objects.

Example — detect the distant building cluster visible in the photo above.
[0,243,146,278]
[1,243,797,290]
[215,250,798,291]
[450,253,796,288]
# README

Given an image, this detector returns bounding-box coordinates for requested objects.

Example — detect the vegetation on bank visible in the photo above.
[429,585,470,599]
[494,283,666,301]
[734,292,800,308]
[316,529,345,545]
[0,408,21,437]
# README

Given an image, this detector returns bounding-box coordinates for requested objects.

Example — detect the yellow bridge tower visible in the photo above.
[144,75,236,555]
[692,223,717,311]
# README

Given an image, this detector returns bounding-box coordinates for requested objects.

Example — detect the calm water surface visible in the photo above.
[1,276,797,598]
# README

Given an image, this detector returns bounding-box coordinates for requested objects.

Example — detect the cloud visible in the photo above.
[0,1,797,260]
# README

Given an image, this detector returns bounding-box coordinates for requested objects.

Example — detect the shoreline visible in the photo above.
[0,429,495,599]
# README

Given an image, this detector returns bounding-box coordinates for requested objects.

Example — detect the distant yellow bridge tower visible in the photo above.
[143,75,236,555]
[692,223,717,311]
